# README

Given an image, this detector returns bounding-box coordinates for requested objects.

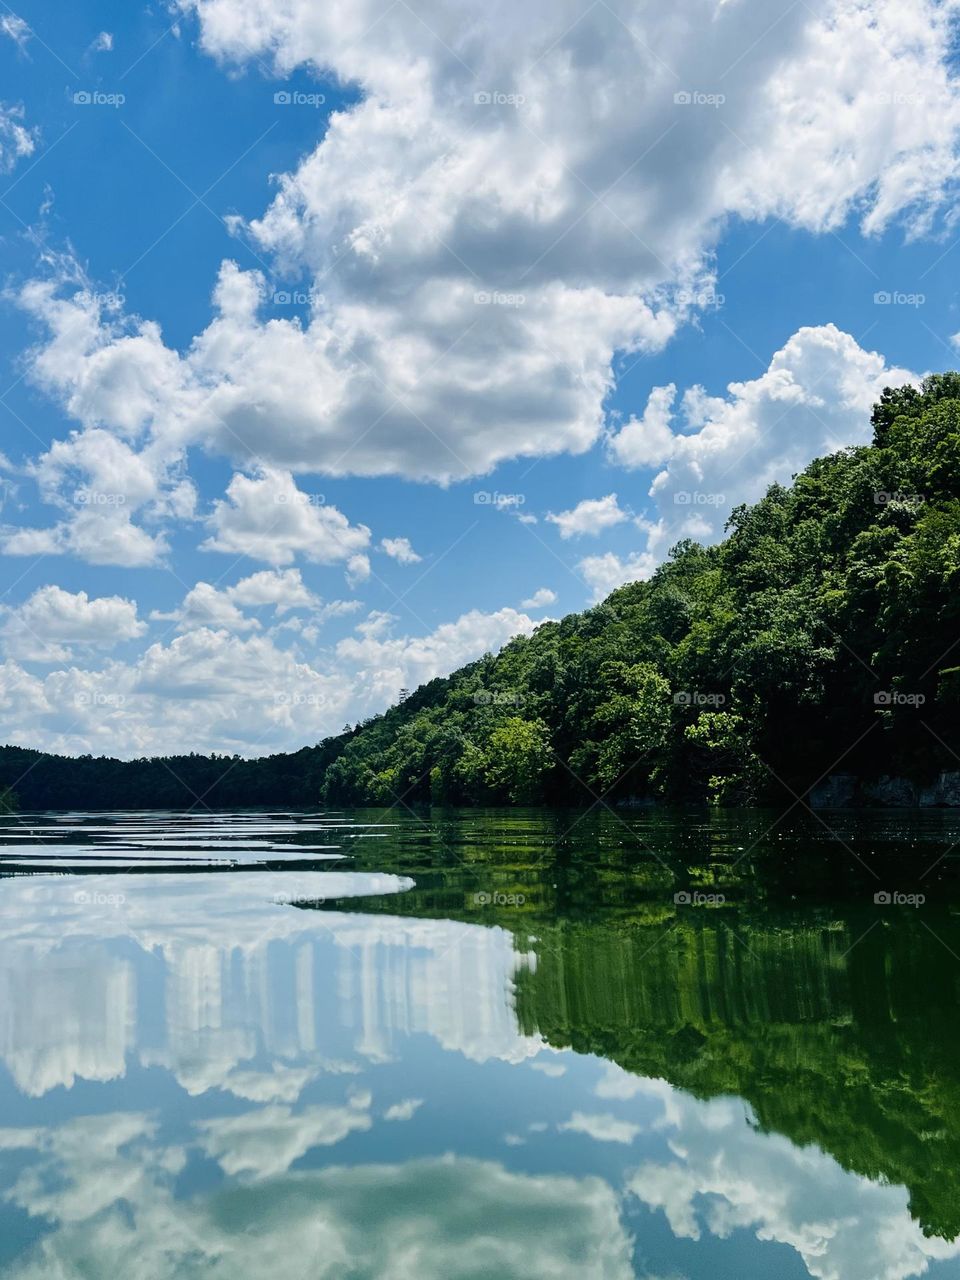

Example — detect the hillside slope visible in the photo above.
[320,375,960,807]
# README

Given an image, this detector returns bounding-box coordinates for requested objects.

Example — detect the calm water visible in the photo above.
[0,806,959,1279]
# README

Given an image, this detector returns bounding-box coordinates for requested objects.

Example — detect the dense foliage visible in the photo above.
[3,375,960,810]
[0,742,344,811]
[320,375,960,806]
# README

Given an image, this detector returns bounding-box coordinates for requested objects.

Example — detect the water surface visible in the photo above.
[0,807,958,1279]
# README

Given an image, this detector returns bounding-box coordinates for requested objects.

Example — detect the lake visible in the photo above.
[0,805,958,1279]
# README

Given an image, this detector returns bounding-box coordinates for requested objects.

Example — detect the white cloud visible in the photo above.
[383,1098,424,1122]
[0,15,30,51]
[158,582,258,633]
[547,494,629,540]
[226,568,318,614]
[594,1063,647,1100]
[1,586,145,663]
[91,30,113,52]
[0,426,194,568]
[380,536,421,565]
[0,102,35,173]
[530,1058,565,1077]
[202,466,371,569]
[521,588,557,609]
[155,569,321,632]
[198,1100,372,1179]
[577,550,657,603]
[336,606,538,713]
[345,552,370,587]
[607,384,679,470]
[627,1089,960,1280]
[0,1142,635,1280]
[0,603,538,756]
[604,325,917,575]
[558,1111,643,1145]
[17,0,959,488]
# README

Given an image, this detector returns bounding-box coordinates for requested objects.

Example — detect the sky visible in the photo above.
[0,0,959,758]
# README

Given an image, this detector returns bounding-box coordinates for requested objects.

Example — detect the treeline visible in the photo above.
[0,742,345,811]
[3,375,960,810]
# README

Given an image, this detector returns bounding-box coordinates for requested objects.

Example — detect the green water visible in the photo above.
[0,806,957,1278]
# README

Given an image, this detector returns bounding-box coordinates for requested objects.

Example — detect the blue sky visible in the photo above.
[1,0,959,756]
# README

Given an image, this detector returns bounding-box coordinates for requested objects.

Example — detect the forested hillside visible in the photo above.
[319,374,960,807]
[3,375,960,810]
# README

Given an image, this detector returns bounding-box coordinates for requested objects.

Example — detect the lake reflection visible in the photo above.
[0,809,958,1279]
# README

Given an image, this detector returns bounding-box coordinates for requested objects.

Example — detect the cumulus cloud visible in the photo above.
[0,425,196,568]
[0,603,539,756]
[198,1099,373,1179]
[1,586,145,663]
[577,550,658,603]
[226,568,318,614]
[547,494,629,540]
[521,587,557,609]
[14,0,958,490]
[383,1098,424,1122]
[336,606,538,712]
[202,466,371,569]
[0,1140,635,1280]
[627,1089,960,1280]
[607,384,679,470]
[154,570,321,632]
[380,536,421,565]
[558,1111,643,1144]
[584,324,917,600]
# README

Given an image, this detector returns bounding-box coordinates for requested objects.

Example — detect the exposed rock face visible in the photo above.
[808,774,859,809]
[862,776,919,807]
[919,772,960,806]
[809,772,960,808]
